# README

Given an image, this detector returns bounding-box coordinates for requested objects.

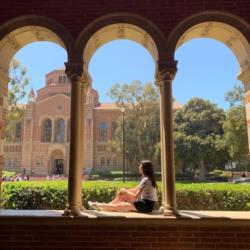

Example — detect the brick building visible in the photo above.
[4,68,123,176]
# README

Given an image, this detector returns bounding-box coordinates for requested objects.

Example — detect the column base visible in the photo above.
[159,204,180,217]
[63,204,85,217]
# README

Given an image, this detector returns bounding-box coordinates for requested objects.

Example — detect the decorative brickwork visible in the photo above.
[0,215,250,250]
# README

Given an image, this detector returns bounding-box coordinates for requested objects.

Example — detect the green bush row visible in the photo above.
[1,181,250,211]
[88,170,162,181]
[2,171,16,178]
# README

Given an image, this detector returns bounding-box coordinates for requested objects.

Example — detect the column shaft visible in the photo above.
[238,67,250,157]
[159,86,166,206]
[157,61,178,216]
[0,71,10,207]
[64,63,85,216]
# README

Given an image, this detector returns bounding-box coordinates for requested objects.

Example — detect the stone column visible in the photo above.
[238,66,250,155]
[64,62,89,216]
[156,60,179,216]
[0,70,9,204]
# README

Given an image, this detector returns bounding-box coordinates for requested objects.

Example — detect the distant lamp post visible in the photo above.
[121,103,126,183]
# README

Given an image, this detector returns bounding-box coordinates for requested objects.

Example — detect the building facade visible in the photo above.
[3,69,122,176]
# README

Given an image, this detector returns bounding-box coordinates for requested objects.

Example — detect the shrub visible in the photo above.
[89,170,162,181]
[176,183,250,210]
[1,181,250,211]
[208,170,230,182]
[209,169,223,176]
[2,171,16,178]
[2,181,67,209]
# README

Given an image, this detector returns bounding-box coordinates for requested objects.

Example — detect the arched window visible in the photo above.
[41,119,52,142]
[63,76,67,83]
[48,79,53,85]
[15,122,22,142]
[54,119,65,143]
[99,121,107,142]
[111,121,118,140]
[106,158,111,166]
[59,76,62,83]
[100,157,105,166]
[113,157,117,167]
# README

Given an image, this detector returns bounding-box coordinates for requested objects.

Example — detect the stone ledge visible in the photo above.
[0,210,249,226]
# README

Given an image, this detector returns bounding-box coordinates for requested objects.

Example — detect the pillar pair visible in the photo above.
[64,60,179,216]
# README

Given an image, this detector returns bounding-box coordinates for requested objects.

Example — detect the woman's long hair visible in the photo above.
[140,160,157,188]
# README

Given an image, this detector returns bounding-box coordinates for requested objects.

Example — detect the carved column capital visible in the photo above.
[0,69,10,97]
[65,62,91,87]
[155,60,178,87]
[238,66,250,85]
[82,71,92,87]
[0,69,10,84]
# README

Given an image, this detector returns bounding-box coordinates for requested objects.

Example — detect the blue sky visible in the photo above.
[14,38,241,110]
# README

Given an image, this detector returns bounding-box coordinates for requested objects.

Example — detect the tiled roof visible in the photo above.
[173,102,182,110]
[94,103,120,110]
[16,103,26,109]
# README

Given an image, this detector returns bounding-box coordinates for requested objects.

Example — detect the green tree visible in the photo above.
[174,98,228,180]
[223,106,248,162]
[224,84,244,107]
[223,84,248,169]
[5,58,30,142]
[107,81,160,168]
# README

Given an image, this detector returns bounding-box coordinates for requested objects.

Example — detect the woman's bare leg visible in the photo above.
[109,197,121,204]
[97,202,137,212]
[109,192,137,204]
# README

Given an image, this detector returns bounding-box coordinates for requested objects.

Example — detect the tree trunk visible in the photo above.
[199,160,205,181]
[181,162,186,175]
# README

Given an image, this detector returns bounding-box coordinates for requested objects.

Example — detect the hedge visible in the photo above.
[2,171,16,178]
[88,170,162,181]
[1,181,250,211]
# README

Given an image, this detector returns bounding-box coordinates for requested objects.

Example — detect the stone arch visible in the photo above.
[166,11,250,72]
[0,15,75,75]
[0,15,75,186]
[76,12,168,67]
[165,10,250,160]
[67,13,171,215]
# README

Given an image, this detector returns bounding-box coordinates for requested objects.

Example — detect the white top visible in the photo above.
[138,177,158,202]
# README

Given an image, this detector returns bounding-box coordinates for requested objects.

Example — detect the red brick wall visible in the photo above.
[0,0,249,39]
[33,95,70,141]
[94,109,120,142]
[94,109,121,168]
[0,217,249,250]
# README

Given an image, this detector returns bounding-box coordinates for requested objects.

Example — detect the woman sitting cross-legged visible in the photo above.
[88,160,158,213]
